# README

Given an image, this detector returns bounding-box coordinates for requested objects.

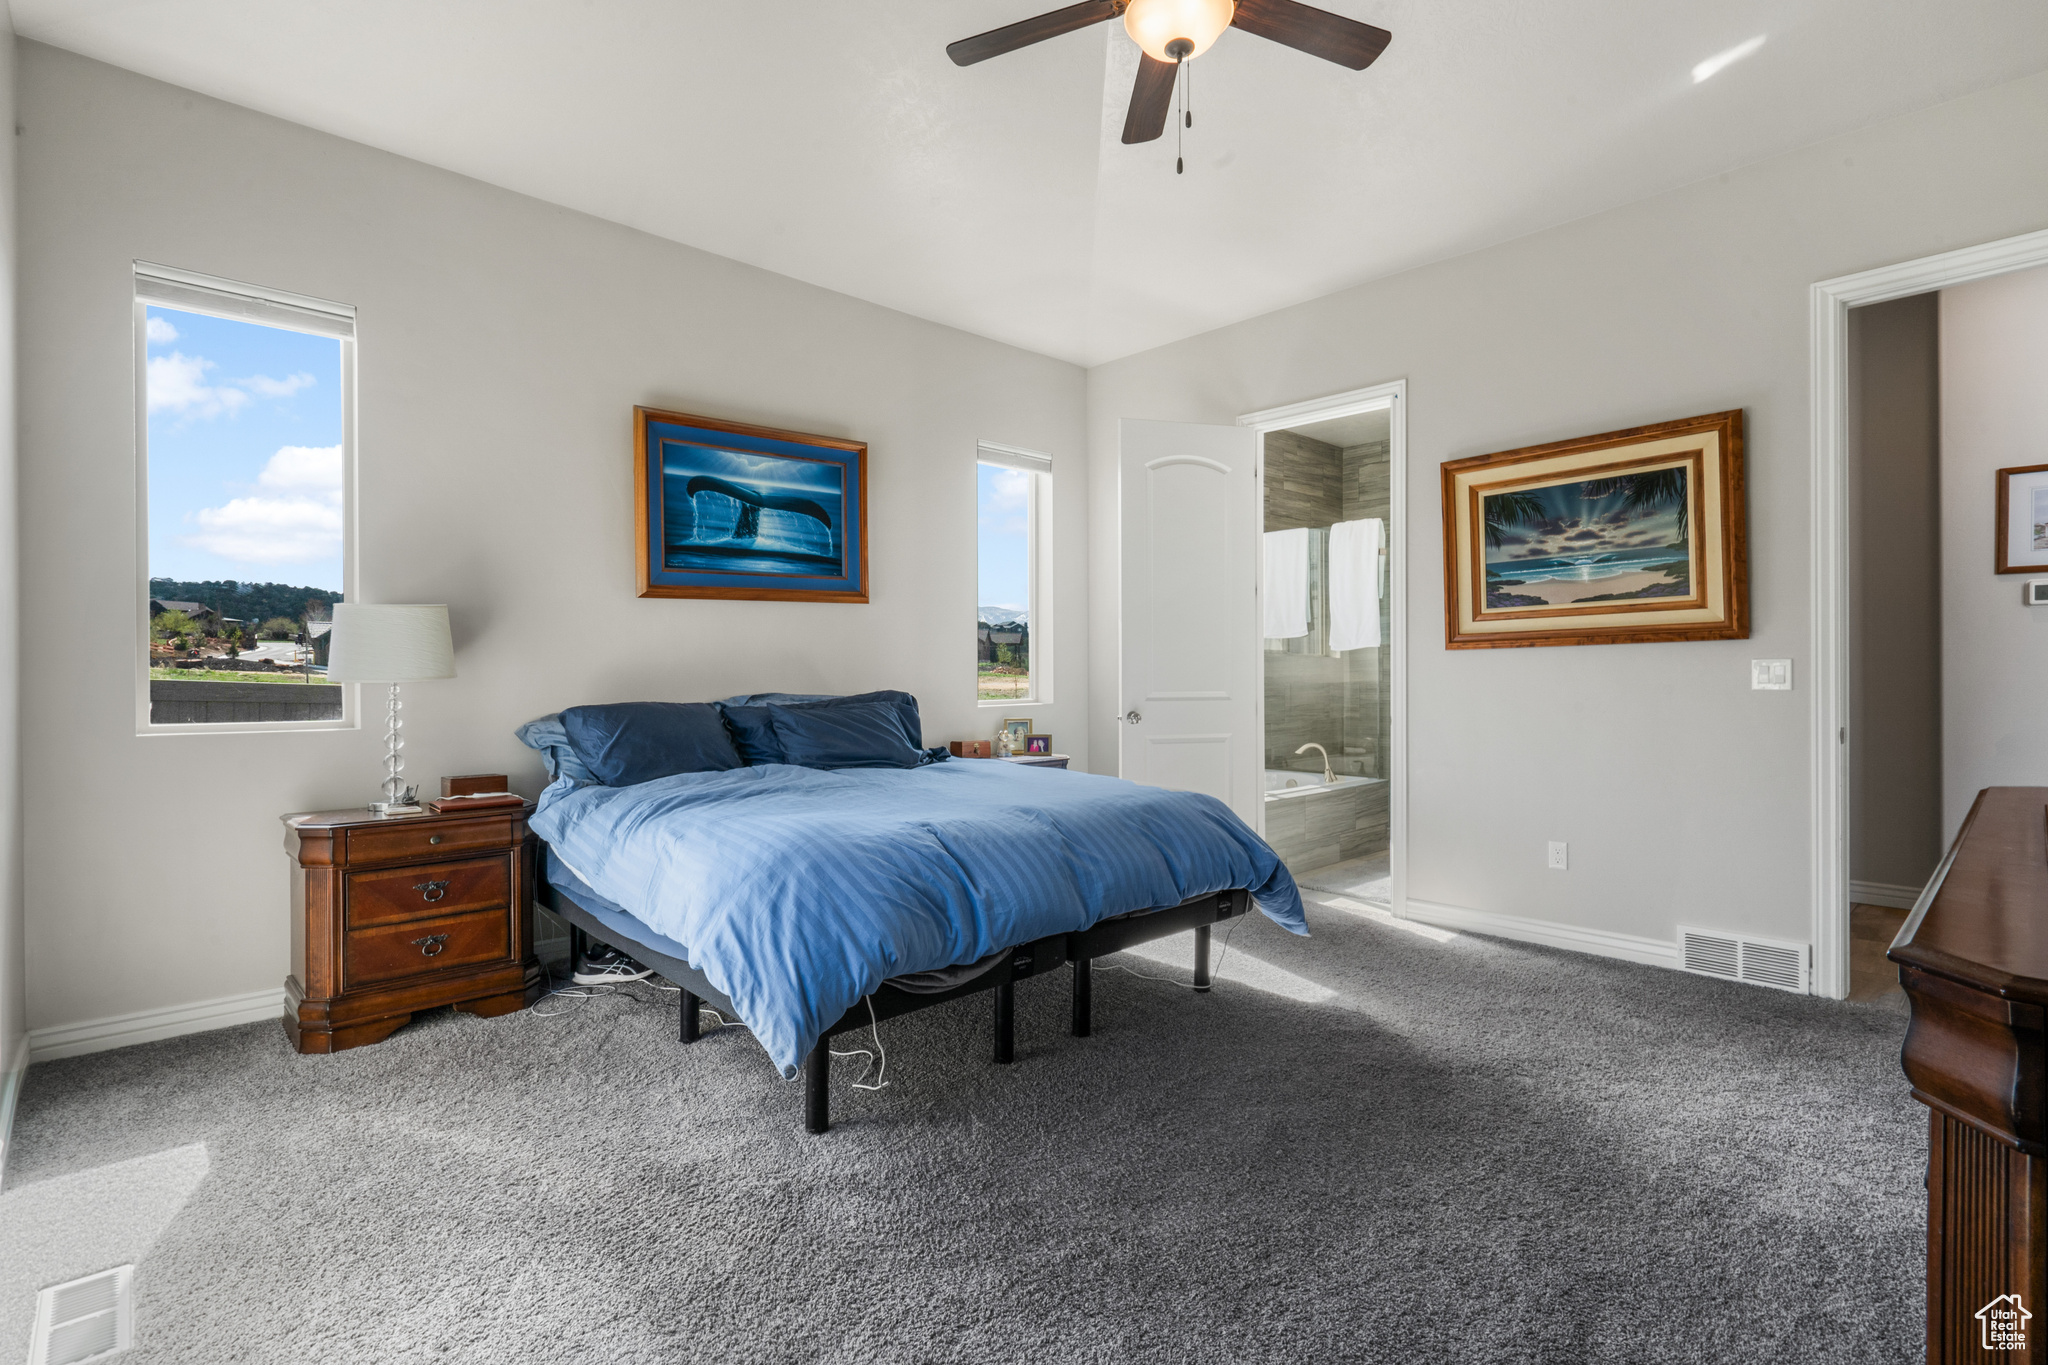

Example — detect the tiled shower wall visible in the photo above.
[1341,437,1391,778]
[1263,429,1345,773]
[1263,431,1391,778]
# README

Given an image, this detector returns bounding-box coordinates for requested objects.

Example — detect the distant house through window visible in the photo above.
[976,441,1051,703]
[136,264,355,730]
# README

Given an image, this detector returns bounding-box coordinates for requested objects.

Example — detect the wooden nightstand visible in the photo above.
[999,753,1070,769]
[281,803,543,1053]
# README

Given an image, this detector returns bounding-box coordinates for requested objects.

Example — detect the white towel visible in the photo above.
[1328,518,1383,652]
[1262,527,1311,639]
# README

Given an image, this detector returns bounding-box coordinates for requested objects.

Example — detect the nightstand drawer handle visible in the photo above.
[414,880,451,903]
[411,934,449,957]
[429,835,443,845]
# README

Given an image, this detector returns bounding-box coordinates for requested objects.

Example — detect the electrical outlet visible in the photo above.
[1547,841,1568,871]
[1751,659,1792,690]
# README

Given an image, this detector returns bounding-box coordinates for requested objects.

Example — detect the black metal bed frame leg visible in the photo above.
[993,978,1015,1064]
[680,989,700,1043]
[1070,957,1092,1037]
[804,1040,830,1134]
[1193,924,1212,992]
[567,923,586,975]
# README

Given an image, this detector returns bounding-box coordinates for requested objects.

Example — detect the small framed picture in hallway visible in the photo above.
[1441,409,1749,648]
[1994,462,2048,574]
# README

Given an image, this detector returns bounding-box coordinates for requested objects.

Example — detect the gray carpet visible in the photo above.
[3,895,1921,1363]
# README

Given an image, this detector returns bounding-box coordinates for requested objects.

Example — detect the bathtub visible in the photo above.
[1263,769,1380,801]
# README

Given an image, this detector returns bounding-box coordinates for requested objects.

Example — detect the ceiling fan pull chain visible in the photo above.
[1187,60,1193,129]
[1176,59,1185,174]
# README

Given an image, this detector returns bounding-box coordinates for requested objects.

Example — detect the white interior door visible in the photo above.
[1118,418,1261,822]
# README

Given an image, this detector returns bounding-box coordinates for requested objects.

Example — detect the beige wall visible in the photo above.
[1940,265,2048,839]
[16,44,1088,1034]
[1847,294,1942,894]
[0,12,22,1096]
[1088,69,2048,948]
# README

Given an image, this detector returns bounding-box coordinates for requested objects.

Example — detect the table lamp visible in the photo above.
[325,603,457,814]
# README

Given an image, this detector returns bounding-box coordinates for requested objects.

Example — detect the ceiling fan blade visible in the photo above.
[1229,0,1391,70]
[947,1,1121,67]
[1120,52,1178,144]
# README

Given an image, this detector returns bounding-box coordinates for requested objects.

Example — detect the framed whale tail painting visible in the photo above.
[1442,410,1748,648]
[635,407,868,602]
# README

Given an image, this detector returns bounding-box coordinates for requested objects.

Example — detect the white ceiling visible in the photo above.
[16,1,2048,366]
[1286,409,1390,449]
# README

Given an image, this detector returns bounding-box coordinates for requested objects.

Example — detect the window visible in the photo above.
[976,442,1050,703]
[136,263,355,730]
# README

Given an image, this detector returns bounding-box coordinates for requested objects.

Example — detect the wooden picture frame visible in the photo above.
[1024,734,1053,755]
[1441,410,1748,649]
[1994,463,2048,574]
[635,407,868,602]
[1001,718,1034,746]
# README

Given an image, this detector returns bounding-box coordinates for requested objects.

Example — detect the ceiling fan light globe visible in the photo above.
[1122,0,1235,63]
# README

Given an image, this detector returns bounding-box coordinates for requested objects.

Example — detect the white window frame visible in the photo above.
[133,261,360,735]
[976,440,1053,708]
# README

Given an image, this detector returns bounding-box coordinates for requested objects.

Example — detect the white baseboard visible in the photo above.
[0,1033,29,1187]
[1399,897,1681,970]
[1849,879,1926,911]
[27,987,286,1064]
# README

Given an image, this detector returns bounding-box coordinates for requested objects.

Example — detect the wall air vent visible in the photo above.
[1678,926,1809,994]
[29,1266,133,1365]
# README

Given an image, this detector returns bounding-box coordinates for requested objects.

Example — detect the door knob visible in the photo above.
[1124,710,1143,725]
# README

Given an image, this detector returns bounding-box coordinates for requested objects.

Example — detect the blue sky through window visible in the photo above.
[976,463,1028,613]
[145,305,343,593]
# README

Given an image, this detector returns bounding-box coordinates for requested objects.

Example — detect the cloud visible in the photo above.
[979,467,1029,534]
[145,316,179,345]
[148,352,251,419]
[147,353,316,419]
[182,444,342,565]
[238,372,316,399]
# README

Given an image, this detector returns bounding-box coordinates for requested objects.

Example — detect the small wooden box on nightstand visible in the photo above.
[281,802,543,1053]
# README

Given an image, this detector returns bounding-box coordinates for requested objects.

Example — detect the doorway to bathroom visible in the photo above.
[1242,384,1405,906]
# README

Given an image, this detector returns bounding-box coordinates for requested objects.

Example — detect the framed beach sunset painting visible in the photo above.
[635,408,868,602]
[1441,410,1748,648]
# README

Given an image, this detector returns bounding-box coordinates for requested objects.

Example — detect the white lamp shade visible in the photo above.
[325,604,456,682]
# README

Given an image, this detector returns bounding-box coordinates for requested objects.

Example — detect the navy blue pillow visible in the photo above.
[716,691,924,765]
[766,700,923,770]
[559,702,743,787]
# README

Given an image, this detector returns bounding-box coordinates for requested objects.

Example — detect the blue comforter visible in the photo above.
[530,759,1304,1077]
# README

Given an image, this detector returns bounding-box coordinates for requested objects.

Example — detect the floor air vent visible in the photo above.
[29,1266,133,1365]
[1678,926,1809,994]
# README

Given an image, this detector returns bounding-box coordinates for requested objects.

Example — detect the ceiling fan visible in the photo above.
[948,0,1391,147]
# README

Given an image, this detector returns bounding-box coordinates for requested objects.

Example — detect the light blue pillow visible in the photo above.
[514,713,605,787]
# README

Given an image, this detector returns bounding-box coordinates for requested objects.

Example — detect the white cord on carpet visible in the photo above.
[1096,913,1247,990]
[828,997,890,1091]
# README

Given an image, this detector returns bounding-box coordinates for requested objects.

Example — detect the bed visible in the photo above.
[521,693,1305,1133]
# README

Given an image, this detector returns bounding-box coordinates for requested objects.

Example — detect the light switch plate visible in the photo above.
[1751,659,1792,690]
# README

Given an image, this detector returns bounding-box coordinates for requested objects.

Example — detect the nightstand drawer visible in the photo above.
[345,908,511,987]
[347,817,512,865]
[347,856,508,928]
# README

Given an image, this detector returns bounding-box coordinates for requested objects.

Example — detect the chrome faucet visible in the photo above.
[1294,743,1334,784]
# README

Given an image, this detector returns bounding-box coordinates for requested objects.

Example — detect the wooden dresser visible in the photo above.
[1891,787,2048,1363]
[281,803,543,1053]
